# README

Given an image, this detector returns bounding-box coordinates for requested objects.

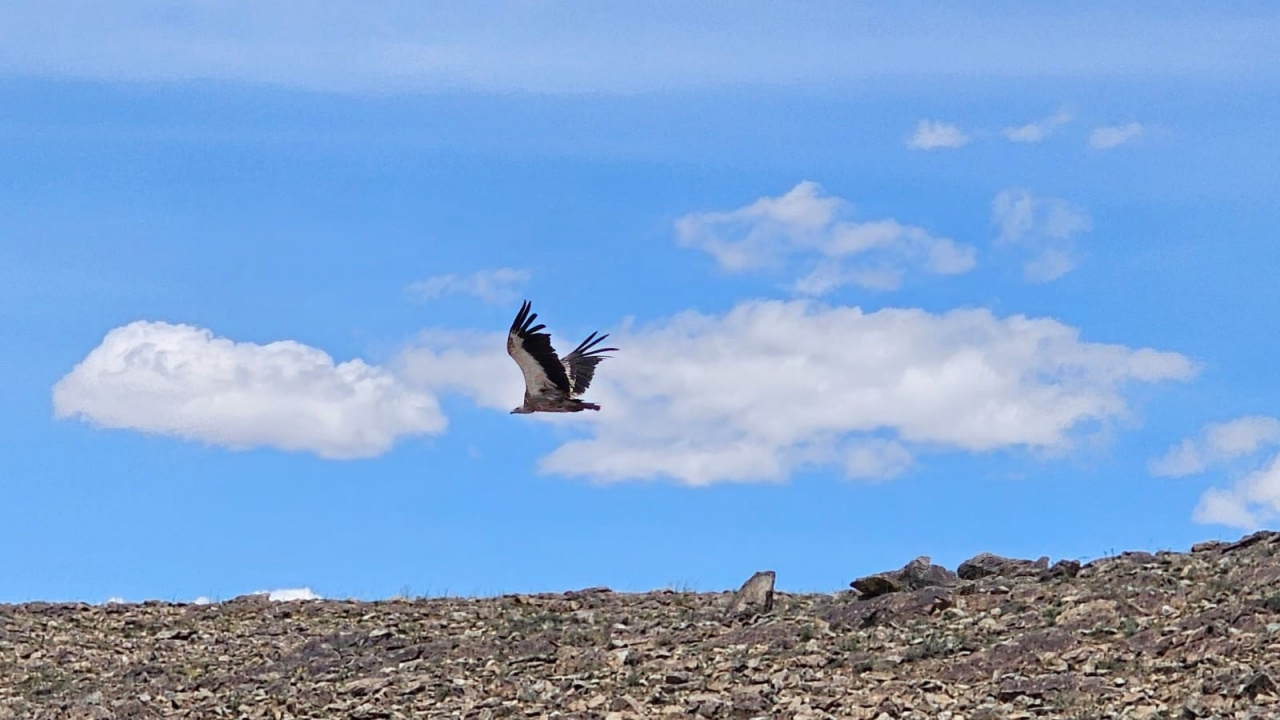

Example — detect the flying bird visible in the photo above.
[506,300,617,414]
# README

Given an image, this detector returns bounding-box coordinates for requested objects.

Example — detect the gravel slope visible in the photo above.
[5,531,1280,719]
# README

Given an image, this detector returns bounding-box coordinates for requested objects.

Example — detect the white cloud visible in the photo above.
[1152,415,1280,530]
[1149,415,1280,477]
[675,181,976,294]
[396,328,527,412]
[52,321,446,459]
[398,299,1196,486]
[405,267,531,306]
[1021,249,1077,284]
[906,120,970,150]
[1089,123,1145,149]
[991,188,1093,282]
[1207,416,1280,457]
[844,439,914,481]
[1150,439,1203,478]
[1002,108,1073,143]
[256,587,323,602]
[1192,454,1280,531]
[192,596,213,605]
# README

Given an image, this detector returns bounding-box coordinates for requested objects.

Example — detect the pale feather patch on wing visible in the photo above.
[507,300,573,397]
[508,332,564,396]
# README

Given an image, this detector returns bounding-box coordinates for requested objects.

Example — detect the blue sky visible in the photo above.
[3,3,1280,604]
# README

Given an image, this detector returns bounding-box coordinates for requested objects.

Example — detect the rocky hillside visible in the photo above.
[5,531,1280,719]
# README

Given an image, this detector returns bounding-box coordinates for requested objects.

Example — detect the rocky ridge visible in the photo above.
[5,531,1280,719]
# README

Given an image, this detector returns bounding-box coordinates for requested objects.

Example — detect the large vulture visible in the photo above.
[506,300,618,413]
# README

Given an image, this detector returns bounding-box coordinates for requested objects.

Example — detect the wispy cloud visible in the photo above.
[405,268,531,306]
[1149,415,1280,477]
[991,188,1093,282]
[53,321,446,459]
[675,181,976,294]
[906,120,970,150]
[1002,108,1074,143]
[1193,455,1280,531]
[844,438,914,481]
[398,299,1196,486]
[4,6,1273,94]
[1151,415,1280,531]
[1089,123,1145,149]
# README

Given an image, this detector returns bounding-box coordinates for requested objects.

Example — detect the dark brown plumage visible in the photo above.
[506,300,617,413]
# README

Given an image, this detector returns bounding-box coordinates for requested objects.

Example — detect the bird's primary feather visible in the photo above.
[561,331,618,396]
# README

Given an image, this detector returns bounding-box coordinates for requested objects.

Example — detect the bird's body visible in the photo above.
[506,300,617,414]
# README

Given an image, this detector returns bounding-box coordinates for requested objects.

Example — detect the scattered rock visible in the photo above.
[664,670,690,685]
[1120,550,1159,564]
[564,586,612,597]
[1192,540,1226,553]
[1238,672,1276,698]
[4,533,1280,718]
[825,586,954,629]
[1223,530,1280,554]
[1039,559,1082,582]
[995,673,1076,700]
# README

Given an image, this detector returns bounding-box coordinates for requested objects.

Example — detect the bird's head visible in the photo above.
[510,407,532,414]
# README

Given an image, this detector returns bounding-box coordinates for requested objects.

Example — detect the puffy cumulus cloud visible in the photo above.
[675,181,976,295]
[1149,415,1280,477]
[398,299,1196,486]
[1002,108,1074,143]
[1089,122,1145,149]
[52,321,445,459]
[991,188,1093,283]
[906,120,970,150]
[404,267,531,306]
[1192,455,1280,531]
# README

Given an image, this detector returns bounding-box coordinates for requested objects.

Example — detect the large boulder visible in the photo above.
[956,552,1049,581]
[1039,559,1082,581]
[824,586,955,629]
[725,570,776,618]
[850,555,958,599]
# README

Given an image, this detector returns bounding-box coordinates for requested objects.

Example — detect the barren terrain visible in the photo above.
[6,531,1280,719]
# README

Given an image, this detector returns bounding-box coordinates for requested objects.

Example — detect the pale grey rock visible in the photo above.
[726,570,776,617]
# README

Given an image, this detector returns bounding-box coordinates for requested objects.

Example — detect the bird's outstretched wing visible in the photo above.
[561,331,618,396]
[507,300,572,395]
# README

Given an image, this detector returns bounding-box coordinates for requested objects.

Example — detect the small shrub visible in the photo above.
[904,633,956,662]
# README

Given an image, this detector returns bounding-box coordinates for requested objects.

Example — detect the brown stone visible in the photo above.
[4,531,1280,719]
[725,570,776,617]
